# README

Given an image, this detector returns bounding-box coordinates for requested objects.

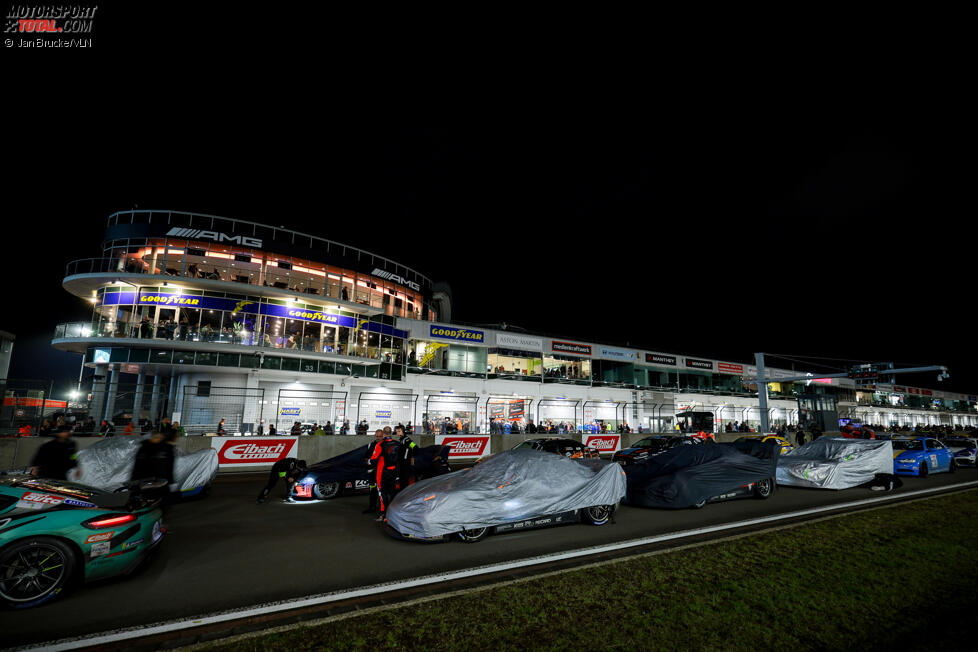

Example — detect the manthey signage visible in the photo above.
[429,325,485,343]
[551,340,592,356]
[645,353,677,367]
[496,333,544,351]
[166,227,262,249]
[684,358,714,371]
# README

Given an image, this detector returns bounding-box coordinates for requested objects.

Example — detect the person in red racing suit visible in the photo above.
[369,430,400,521]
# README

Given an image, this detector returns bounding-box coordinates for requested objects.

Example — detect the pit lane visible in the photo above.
[4,469,977,650]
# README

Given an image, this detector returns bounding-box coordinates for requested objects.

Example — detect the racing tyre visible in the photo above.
[314,481,341,500]
[754,478,774,499]
[0,537,76,609]
[456,527,489,543]
[918,462,928,478]
[584,504,614,526]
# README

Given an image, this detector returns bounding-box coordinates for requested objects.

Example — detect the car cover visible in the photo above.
[624,441,778,509]
[69,436,218,493]
[385,448,626,539]
[307,444,453,484]
[776,438,893,489]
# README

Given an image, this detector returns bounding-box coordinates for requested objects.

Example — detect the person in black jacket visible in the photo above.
[31,427,77,479]
[395,425,416,492]
[257,457,307,503]
[131,431,175,485]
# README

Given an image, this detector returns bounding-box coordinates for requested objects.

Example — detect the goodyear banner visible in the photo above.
[99,291,407,338]
[429,325,485,343]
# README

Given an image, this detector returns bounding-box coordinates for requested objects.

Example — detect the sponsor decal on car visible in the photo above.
[122,538,145,550]
[584,435,621,453]
[21,492,64,506]
[90,541,110,557]
[437,435,491,458]
[64,498,96,508]
[85,532,115,544]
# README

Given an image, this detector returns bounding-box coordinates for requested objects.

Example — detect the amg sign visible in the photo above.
[167,227,263,249]
[371,268,421,291]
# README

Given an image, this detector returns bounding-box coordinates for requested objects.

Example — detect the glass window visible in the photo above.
[261,356,281,370]
[195,351,217,366]
[199,309,223,342]
[218,352,240,367]
[281,357,300,372]
[150,349,172,364]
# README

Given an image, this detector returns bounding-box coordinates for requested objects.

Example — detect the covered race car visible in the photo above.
[0,476,165,608]
[612,435,701,467]
[776,438,895,490]
[510,437,599,459]
[735,434,795,456]
[384,448,626,543]
[942,436,977,468]
[892,437,956,477]
[70,436,218,498]
[292,444,452,500]
[623,440,778,509]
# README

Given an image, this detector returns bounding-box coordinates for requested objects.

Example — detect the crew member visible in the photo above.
[31,426,77,479]
[257,457,308,504]
[368,428,399,521]
[132,431,176,503]
[395,424,417,490]
[363,430,383,514]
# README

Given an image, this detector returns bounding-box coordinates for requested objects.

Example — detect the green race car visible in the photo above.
[0,475,165,609]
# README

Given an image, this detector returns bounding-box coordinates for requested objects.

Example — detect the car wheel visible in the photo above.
[314,481,341,500]
[584,504,614,526]
[456,527,489,543]
[0,537,77,609]
[919,461,928,478]
[692,498,707,509]
[754,478,773,499]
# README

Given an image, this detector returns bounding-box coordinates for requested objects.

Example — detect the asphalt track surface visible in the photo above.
[4,467,978,649]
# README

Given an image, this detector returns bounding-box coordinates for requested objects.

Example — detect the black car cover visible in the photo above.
[307,444,452,484]
[624,441,778,509]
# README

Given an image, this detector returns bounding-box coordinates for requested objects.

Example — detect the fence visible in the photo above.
[178,386,265,435]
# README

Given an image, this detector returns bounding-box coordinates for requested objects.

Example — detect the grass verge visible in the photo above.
[204,490,978,651]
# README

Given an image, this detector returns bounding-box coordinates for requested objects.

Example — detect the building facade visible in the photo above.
[51,211,978,435]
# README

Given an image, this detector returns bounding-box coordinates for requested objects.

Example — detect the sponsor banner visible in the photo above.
[894,386,907,392]
[508,400,525,419]
[429,325,485,343]
[85,532,115,544]
[684,358,714,371]
[211,437,299,468]
[496,333,544,351]
[280,406,301,417]
[908,388,920,395]
[436,435,491,459]
[21,492,64,506]
[645,353,677,367]
[489,403,505,418]
[375,410,392,419]
[371,267,421,292]
[552,340,592,356]
[584,434,621,453]
[717,362,743,374]
[599,346,636,361]
[64,498,96,508]
[165,227,263,249]
[921,389,933,396]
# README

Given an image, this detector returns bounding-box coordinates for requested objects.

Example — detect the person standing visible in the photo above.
[368,429,399,521]
[395,424,417,491]
[217,418,226,435]
[132,431,176,503]
[256,458,307,503]
[796,429,806,446]
[31,427,77,479]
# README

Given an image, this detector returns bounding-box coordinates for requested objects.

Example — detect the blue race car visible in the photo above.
[943,436,978,468]
[892,437,956,477]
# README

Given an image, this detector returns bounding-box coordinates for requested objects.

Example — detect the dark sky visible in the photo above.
[2,8,973,399]
[3,123,973,398]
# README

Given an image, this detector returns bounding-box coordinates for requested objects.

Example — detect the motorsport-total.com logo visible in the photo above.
[5,5,97,48]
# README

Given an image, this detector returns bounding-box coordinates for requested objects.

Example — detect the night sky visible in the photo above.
[2,85,972,398]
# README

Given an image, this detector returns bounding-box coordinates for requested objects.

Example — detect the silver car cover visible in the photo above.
[776,438,893,489]
[69,436,218,493]
[385,448,627,539]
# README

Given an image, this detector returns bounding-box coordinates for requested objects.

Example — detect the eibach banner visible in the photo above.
[211,437,299,468]
[583,434,621,453]
[436,435,491,459]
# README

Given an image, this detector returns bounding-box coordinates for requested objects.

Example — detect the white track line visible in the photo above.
[24,479,978,652]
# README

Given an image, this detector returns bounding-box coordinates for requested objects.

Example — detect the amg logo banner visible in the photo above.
[371,268,421,291]
[166,227,263,249]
